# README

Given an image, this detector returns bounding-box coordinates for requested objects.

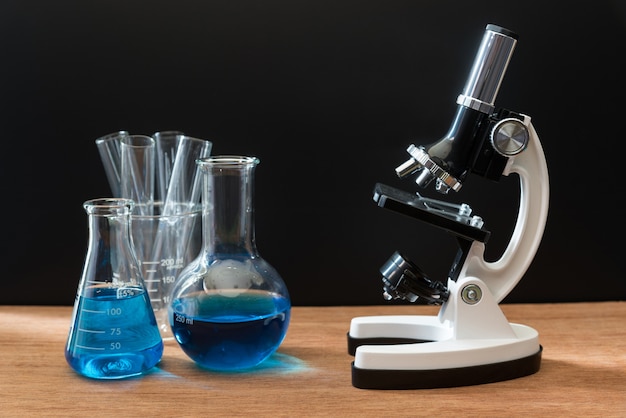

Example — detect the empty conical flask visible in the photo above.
[65,198,163,379]
[169,156,291,371]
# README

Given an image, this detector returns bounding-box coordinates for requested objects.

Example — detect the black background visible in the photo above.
[1,0,625,306]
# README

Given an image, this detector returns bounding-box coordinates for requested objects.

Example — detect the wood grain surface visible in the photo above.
[1,302,624,417]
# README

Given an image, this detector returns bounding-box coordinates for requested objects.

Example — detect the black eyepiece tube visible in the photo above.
[457,24,518,114]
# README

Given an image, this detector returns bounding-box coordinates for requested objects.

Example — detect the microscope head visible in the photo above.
[396,25,520,194]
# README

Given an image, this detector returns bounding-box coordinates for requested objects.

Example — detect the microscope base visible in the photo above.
[348,319,541,389]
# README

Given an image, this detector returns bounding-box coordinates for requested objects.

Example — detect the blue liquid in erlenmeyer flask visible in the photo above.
[65,288,163,379]
[170,290,291,371]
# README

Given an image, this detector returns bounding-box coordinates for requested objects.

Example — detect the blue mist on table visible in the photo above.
[65,287,163,379]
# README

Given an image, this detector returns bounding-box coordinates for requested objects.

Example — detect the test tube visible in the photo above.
[152,130,184,203]
[162,135,212,215]
[95,131,129,197]
[120,135,155,216]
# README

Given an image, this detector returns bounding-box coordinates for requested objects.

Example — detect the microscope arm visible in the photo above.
[458,116,549,302]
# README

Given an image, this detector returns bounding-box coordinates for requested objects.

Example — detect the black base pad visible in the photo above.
[351,346,542,389]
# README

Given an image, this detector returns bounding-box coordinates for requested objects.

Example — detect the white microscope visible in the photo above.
[348,24,549,389]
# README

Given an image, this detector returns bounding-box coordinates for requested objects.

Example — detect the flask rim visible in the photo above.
[119,134,155,148]
[83,198,134,215]
[196,155,260,168]
[130,201,202,219]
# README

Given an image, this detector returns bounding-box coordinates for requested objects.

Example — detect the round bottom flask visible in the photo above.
[169,156,291,371]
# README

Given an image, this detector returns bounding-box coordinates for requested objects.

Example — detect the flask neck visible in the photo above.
[82,198,137,284]
[198,156,260,257]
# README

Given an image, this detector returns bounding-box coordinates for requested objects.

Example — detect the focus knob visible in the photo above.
[490,118,529,156]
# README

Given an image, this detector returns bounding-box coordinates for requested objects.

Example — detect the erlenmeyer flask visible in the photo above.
[65,198,163,379]
[169,156,291,371]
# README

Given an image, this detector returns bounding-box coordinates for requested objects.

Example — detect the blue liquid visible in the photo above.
[65,287,163,379]
[170,290,291,371]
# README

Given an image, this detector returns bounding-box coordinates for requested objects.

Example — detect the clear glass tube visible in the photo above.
[162,135,212,215]
[152,130,184,203]
[95,131,129,197]
[120,135,155,216]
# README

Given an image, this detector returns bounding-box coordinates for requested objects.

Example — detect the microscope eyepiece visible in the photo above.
[485,24,518,40]
[458,24,518,113]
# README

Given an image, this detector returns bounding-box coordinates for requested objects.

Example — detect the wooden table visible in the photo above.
[1,302,624,417]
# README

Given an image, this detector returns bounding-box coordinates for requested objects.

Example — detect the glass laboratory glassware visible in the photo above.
[169,156,291,371]
[131,201,202,339]
[65,198,163,379]
[161,135,212,215]
[120,135,155,216]
[95,130,129,197]
[152,130,184,204]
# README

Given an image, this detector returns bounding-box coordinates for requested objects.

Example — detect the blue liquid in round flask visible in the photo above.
[169,156,291,371]
[65,198,163,379]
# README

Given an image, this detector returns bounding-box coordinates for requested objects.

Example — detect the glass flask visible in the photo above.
[65,198,163,379]
[169,156,291,371]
